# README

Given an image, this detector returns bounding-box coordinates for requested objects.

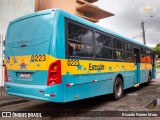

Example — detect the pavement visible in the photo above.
[0,87,30,108]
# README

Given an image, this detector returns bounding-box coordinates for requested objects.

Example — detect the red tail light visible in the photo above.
[47,60,61,86]
[4,64,8,82]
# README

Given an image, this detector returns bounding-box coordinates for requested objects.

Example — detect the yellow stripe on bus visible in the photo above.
[4,55,152,75]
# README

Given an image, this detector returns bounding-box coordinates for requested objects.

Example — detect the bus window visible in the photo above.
[113,38,124,50]
[95,33,112,47]
[68,23,81,41]
[81,28,93,45]
[141,48,147,63]
[128,43,132,52]
[146,49,151,63]
[113,50,125,60]
[124,42,128,51]
[67,22,94,58]
[68,42,81,56]
[125,52,133,61]
[68,43,74,56]
[67,43,94,57]
[95,32,112,59]
[78,45,94,57]
[96,47,112,59]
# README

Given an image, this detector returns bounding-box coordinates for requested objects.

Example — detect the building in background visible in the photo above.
[35,0,114,22]
[0,0,35,86]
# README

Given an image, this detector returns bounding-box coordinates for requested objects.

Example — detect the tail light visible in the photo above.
[47,60,61,86]
[4,64,8,82]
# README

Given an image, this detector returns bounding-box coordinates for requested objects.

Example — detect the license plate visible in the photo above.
[21,73,30,78]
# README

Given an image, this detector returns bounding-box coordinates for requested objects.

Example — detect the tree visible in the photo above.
[153,43,160,58]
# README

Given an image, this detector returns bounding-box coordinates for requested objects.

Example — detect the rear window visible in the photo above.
[7,13,52,41]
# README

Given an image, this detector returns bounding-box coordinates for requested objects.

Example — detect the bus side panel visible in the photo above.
[63,71,135,102]
[140,63,152,84]
[63,72,115,102]
[64,77,114,102]
[123,71,135,89]
[140,70,147,83]
[141,70,151,83]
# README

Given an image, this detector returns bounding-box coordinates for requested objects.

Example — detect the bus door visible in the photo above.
[152,53,156,79]
[134,48,140,84]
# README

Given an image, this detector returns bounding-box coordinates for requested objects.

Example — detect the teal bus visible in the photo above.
[4,9,156,102]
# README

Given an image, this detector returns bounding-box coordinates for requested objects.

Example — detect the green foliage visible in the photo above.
[153,43,160,59]
[153,43,160,55]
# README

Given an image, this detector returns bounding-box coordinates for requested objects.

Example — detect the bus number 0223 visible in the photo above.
[31,55,46,62]
[67,60,80,66]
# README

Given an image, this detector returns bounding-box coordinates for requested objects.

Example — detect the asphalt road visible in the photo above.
[0,73,160,120]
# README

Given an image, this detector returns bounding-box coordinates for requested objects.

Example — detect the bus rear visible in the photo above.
[4,10,64,102]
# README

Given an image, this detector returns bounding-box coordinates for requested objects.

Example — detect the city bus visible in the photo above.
[4,9,156,102]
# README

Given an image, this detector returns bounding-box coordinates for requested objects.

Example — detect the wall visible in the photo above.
[0,0,35,34]
[0,0,35,86]
[35,0,84,16]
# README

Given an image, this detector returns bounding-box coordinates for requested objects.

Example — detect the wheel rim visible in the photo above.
[116,82,122,97]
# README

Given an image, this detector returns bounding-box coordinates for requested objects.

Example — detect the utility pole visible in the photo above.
[141,21,146,45]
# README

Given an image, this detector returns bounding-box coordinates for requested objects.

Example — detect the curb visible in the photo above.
[0,99,30,108]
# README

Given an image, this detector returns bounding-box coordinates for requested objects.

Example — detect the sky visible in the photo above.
[94,0,160,47]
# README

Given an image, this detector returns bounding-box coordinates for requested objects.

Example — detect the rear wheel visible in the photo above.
[113,77,123,100]
[147,73,152,86]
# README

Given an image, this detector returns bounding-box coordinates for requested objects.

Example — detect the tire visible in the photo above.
[146,73,152,86]
[113,77,123,100]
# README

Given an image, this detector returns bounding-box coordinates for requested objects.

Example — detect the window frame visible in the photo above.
[65,18,152,62]
[113,38,124,50]
[66,20,94,59]
[95,31,113,60]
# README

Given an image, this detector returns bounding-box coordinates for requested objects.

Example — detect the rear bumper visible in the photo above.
[4,82,64,102]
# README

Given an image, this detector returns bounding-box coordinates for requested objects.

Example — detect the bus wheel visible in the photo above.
[147,74,152,86]
[113,77,123,100]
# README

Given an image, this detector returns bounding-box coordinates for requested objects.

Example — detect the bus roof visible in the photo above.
[10,8,152,50]
[10,9,53,24]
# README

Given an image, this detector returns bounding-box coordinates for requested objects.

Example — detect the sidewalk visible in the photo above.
[157,70,160,73]
[0,86,30,108]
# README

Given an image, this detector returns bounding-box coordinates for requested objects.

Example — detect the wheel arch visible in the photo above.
[115,74,124,85]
